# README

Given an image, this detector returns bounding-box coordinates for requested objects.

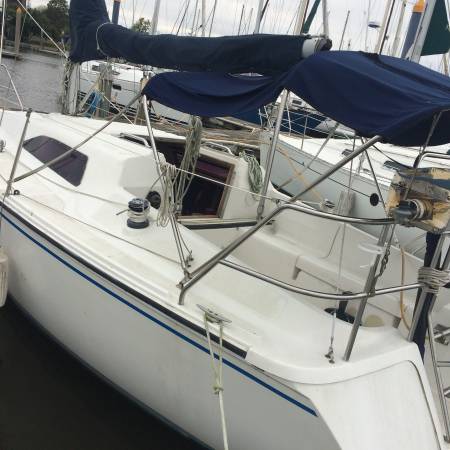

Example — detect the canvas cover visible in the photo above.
[143,51,450,147]
[69,0,328,74]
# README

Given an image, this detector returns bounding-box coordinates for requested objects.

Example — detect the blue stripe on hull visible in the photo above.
[2,213,317,417]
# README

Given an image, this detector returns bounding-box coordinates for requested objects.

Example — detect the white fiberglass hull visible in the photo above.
[1,207,340,450]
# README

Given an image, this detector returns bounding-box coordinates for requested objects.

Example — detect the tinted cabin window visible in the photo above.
[23,136,87,186]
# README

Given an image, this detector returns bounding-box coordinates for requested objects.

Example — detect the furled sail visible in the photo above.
[69,0,331,74]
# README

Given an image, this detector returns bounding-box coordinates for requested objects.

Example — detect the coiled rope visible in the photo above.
[418,266,450,294]
[175,116,202,209]
[157,163,177,227]
[239,151,263,196]
[156,116,202,227]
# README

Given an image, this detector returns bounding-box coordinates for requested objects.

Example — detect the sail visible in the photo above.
[69,0,331,74]
[302,0,321,34]
[422,0,450,56]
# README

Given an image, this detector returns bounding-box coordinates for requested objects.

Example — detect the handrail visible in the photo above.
[119,132,150,148]
[220,259,422,301]
[178,201,395,305]
[203,141,233,155]
[414,151,450,168]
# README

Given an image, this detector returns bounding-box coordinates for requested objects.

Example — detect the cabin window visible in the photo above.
[112,84,122,91]
[23,136,88,186]
[91,65,100,72]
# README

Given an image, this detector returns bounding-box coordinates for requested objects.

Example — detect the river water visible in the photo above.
[0,52,201,450]
[0,51,65,112]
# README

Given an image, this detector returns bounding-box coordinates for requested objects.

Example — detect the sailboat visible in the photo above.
[2,0,450,448]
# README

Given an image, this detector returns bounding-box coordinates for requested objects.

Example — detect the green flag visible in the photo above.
[422,0,450,56]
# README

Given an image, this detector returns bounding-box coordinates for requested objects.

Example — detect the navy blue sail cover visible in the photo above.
[144,71,288,119]
[143,51,450,146]
[69,0,328,74]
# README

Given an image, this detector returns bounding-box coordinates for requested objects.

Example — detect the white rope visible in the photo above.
[157,163,177,227]
[175,116,202,209]
[239,151,263,196]
[418,266,450,294]
[200,306,230,450]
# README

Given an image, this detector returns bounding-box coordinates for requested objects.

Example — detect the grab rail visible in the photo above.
[414,151,450,168]
[220,259,422,301]
[178,202,395,305]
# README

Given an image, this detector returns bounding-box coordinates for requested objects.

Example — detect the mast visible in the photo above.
[392,0,407,56]
[375,0,394,54]
[201,0,206,36]
[245,7,254,34]
[176,0,190,35]
[111,0,121,25]
[322,0,329,36]
[190,0,198,35]
[150,0,161,35]
[401,0,425,58]
[411,0,437,62]
[237,4,245,35]
[338,10,350,50]
[254,0,264,33]
[293,0,309,35]
[364,0,371,51]
[208,0,217,36]
[378,0,396,53]
[194,6,200,35]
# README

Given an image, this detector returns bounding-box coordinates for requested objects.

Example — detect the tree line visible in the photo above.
[0,0,154,49]
[1,0,69,43]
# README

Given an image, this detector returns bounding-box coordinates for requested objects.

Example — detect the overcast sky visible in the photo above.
[104,0,415,50]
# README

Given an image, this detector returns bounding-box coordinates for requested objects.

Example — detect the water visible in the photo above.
[0,51,65,113]
[0,52,202,450]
